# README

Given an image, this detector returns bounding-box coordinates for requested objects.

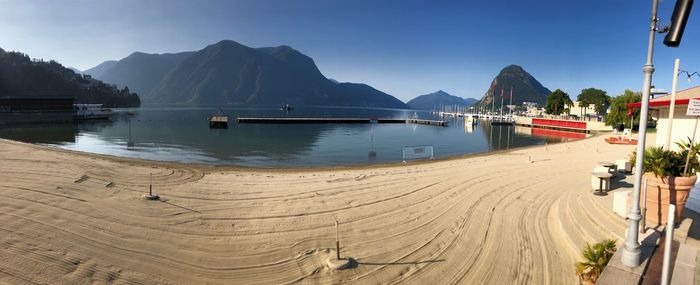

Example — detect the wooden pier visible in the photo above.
[235,117,447,126]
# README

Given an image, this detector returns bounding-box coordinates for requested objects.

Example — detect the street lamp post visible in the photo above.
[621,0,694,268]
[620,0,660,267]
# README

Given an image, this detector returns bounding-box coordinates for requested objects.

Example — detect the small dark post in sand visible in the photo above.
[146,172,160,200]
[336,220,340,259]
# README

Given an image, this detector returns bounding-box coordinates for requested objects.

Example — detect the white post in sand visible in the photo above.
[326,219,350,270]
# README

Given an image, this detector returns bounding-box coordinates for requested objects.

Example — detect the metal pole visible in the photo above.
[660,204,676,285]
[335,220,340,259]
[492,92,495,115]
[641,178,648,233]
[666,59,681,147]
[683,116,699,176]
[500,91,504,117]
[510,87,513,116]
[630,115,634,135]
[622,0,658,268]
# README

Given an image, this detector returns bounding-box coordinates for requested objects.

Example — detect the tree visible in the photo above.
[578,88,610,116]
[545,89,572,115]
[565,100,575,116]
[604,90,642,126]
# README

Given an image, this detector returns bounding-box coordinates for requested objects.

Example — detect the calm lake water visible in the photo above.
[0,106,588,167]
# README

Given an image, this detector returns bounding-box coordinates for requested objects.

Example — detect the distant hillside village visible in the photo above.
[0,49,141,108]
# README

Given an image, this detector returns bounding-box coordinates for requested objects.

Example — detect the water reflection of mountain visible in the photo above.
[0,123,78,144]
[101,109,332,160]
[0,107,588,166]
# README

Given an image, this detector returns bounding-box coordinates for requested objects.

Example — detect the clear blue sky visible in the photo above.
[1,0,699,102]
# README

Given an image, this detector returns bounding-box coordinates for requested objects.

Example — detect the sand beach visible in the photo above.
[0,135,635,284]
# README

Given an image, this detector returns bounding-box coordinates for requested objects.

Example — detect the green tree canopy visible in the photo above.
[604,89,642,126]
[545,89,572,115]
[577,88,610,116]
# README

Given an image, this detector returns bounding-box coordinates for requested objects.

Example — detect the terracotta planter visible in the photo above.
[643,173,697,227]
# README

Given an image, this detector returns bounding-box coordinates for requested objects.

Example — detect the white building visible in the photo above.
[628,85,700,151]
[569,101,598,118]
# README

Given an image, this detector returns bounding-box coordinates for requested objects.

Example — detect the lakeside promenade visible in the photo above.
[0,136,634,284]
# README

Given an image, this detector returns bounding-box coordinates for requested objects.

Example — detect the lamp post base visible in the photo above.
[620,245,642,267]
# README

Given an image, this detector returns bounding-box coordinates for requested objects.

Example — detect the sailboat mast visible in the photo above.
[500,87,504,117]
[509,86,513,116]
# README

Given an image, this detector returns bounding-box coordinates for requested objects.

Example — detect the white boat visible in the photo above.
[280,104,294,111]
[74,104,112,120]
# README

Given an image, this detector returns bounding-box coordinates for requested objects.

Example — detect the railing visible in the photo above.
[531,128,587,139]
[532,118,587,130]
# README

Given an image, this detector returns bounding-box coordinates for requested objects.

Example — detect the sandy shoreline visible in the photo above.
[0,135,634,284]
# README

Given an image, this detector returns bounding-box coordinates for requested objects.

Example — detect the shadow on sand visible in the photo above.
[356,259,445,266]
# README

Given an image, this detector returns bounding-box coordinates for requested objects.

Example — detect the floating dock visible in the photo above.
[209,115,229,128]
[405,119,448,127]
[235,117,447,126]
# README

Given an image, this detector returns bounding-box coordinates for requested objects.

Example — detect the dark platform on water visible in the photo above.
[236,118,406,124]
[235,117,447,126]
[209,115,229,128]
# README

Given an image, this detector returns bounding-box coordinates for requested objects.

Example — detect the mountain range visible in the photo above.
[476,65,550,109]
[406,90,477,110]
[85,40,407,108]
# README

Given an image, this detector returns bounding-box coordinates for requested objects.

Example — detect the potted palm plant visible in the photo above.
[631,138,700,226]
[575,239,617,284]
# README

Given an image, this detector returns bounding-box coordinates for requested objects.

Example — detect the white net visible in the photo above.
[402,145,434,162]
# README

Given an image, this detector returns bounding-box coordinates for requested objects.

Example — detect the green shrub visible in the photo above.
[575,239,617,283]
[630,138,700,177]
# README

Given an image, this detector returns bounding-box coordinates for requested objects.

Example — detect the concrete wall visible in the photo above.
[514,116,532,126]
[587,121,610,131]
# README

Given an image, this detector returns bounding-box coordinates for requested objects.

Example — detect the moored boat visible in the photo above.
[281,104,294,111]
[74,104,112,120]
